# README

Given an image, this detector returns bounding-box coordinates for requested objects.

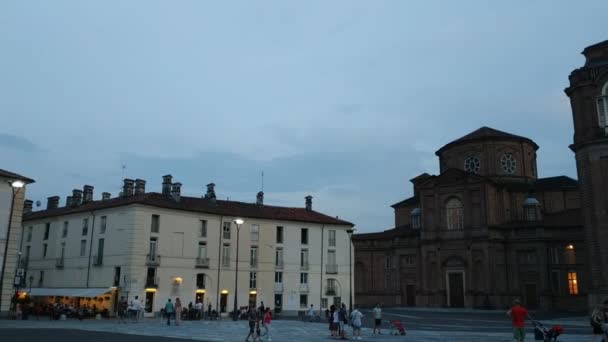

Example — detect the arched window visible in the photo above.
[411,208,421,229]
[523,196,541,221]
[597,81,608,133]
[446,198,464,230]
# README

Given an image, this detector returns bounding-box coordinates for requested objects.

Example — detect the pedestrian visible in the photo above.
[338,303,348,339]
[350,306,363,340]
[262,307,273,341]
[332,305,340,338]
[195,300,203,320]
[188,302,193,320]
[175,298,182,326]
[258,301,265,317]
[130,296,141,323]
[507,299,531,342]
[306,304,316,322]
[328,305,336,337]
[372,303,382,335]
[245,306,258,341]
[590,304,604,342]
[117,296,128,324]
[165,299,174,326]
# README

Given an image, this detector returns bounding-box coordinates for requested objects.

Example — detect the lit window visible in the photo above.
[567,271,578,295]
[446,198,464,230]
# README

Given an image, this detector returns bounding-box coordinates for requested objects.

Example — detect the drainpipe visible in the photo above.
[319,224,325,310]
[216,215,224,313]
[86,211,96,288]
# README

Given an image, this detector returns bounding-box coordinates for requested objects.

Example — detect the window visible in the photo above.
[549,247,560,264]
[464,156,481,174]
[321,298,328,309]
[300,249,309,268]
[551,270,560,293]
[198,242,207,259]
[446,198,464,230]
[276,226,284,244]
[44,223,50,240]
[385,273,392,289]
[222,244,231,267]
[385,255,393,269]
[300,294,308,308]
[411,208,421,229]
[38,270,44,287]
[249,272,257,289]
[517,250,537,264]
[223,222,231,239]
[301,228,308,244]
[275,272,283,283]
[80,240,87,256]
[565,245,576,264]
[196,273,206,289]
[82,218,89,236]
[42,243,48,258]
[567,271,578,295]
[327,250,336,265]
[597,82,608,133]
[328,230,336,247]
[251,224,260,242]
[62,222,68,238]
[100,216,107,234]
[59,242,65,261]
[97,238,105,263]
[148,237,158,259]
[27,226,32,242]
[403,254,414,266]
[114,267,121,287]
[250,246,258,267]
[501,153,517,174]
[326,279,337,295]
[200,220,207,238]
[300,273,308,284]
[525,206,537,221]
[151,215,160,233]
[275,248,284,267]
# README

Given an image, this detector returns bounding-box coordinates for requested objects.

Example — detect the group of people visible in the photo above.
[244,302,273,342]
[326,303,366,340]
[590,300,608,342]
[117,295,144,323]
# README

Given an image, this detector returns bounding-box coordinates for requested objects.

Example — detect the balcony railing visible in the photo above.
[93,255,103,266]
[300,262,309,271]
[146,254,161,266]
[145,276,159,288]
[325,287,337,296]
[325,264,338,274]
[55,258,64,268]
[196,283,205,290]
[274,283,284,293]
[299,284,309,293]
[275,260,284,269]
[195,257,210,268]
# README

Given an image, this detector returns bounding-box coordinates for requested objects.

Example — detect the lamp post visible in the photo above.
[346,229,354,313]
[28,275,33,293]
[232,218,244,321]
[0,179,25,314]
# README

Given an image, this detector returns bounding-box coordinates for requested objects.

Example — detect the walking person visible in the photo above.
[195,300,203,320]
[306,304,316,322]
[372,303,382,335]
[350,306,363,340]
[165,299,174,326]
[130,296,141,323]
[338,303,348,339]
[262,307,272,341]
[174,298,182,326]
[332,305,340,338]
[117,296,128,324]
[590,304,605,342]
[245,306,258,341]
[507,299,531,342]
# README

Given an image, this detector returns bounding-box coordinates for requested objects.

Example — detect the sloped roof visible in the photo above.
[23,192,354,226]
[352,225,419,241]
[0,168,35,183]
[534,176,578,190]
[391,196,419,209]
[436,126,539,155]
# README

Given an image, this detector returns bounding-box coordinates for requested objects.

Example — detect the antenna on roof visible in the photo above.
[119,163,127,193]
[261,171,264,192]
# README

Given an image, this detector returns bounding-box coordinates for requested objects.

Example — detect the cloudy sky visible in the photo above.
[1,1,606,232]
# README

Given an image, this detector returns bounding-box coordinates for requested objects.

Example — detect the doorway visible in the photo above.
[145,291,155,313]
[274,294,282,313]
[248,293,257,308]
[195,292,205,305]
[525,284,538,309]
[406,284,416,306]
[447,272,465,308]
[220,293,228,313]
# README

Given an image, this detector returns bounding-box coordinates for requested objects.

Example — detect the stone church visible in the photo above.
[354,39,608,311]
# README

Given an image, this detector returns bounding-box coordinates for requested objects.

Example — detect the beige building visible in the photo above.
[0,168,34,316]
[21,176,354,316]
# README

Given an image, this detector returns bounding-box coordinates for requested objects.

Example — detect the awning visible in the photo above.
[28,287,111,297]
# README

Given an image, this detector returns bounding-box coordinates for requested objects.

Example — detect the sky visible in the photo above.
[1,1,606,233]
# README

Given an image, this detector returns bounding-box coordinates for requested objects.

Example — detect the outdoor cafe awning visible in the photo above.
[27,287,111,298]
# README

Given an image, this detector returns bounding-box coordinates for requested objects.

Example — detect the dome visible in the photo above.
[411,208,421,215]
[523,197,540,206]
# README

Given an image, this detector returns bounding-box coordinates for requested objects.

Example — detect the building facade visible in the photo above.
[0,169,34,316]
[565,40,608,306]
[21,176,354,316]
[354,127,587,311]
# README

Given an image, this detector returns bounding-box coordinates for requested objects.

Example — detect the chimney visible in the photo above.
[72,189,83,206]
[134,179,146,195]
[162,175,172,196]
[102,192,111,201]
[24,199,33,214]
[305,195,313,211]
[47,196,60,210]
[205,183,216,202]
[256,191,264,206]
[171,182,182,201]
[122,179,135,197]
[66,196,73,208]
[83,185,94,203]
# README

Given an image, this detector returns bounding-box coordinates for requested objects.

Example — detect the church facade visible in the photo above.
[353,126,587,311]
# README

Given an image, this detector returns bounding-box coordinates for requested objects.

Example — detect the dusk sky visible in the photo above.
[1,1,606,232]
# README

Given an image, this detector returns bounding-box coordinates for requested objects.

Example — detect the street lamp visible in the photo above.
[346,228,355,313]
[0,179,26,314]
[232,218,245,321]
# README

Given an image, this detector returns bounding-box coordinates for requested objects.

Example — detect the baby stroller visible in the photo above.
[531,320,563,342]
[389,320,407,336]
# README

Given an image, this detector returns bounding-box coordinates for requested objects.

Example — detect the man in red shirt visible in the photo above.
[507,299,530,342]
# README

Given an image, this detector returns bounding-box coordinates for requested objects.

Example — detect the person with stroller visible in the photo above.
[507,299,531,342]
